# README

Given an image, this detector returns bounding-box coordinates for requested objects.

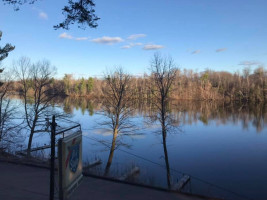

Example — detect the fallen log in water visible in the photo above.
[119,167,140,181]
[172,175,190,192]
[83,159,102,171]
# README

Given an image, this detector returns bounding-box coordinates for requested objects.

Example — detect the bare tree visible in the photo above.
[149,53,178,188]
[149,53,178,133]
[101,68,133,175]
[0,68,22,151]
[14,57,57,156]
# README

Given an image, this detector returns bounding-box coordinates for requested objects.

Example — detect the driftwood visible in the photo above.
[15,144,58,155]
[172,175,190,191]
[83,159,102,171]
[119,167,140,181]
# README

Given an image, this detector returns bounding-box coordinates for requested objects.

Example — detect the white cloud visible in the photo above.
[93,128,112,136]
[59,32,73,39]
[128,34,146,40]
[121,45,132,49]
[39,11,48,20]
[91,36,124,44]
[121,42,143,49]
[59,33,89,41]
[239,61,261,66]
[191,50,200,54]
[75,37,88,41]
[216,48,227,52]
[143,44,164,50]
[130,42,143,46]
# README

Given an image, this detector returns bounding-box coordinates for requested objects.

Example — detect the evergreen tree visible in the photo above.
[87,77,94,94]
[0,31,15,62]
[79,78,86,95]
[63,74,72,95]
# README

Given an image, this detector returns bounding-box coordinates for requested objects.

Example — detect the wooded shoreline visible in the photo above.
[7,65,267,102]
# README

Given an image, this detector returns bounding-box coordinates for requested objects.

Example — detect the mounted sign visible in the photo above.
[58,131,83,200]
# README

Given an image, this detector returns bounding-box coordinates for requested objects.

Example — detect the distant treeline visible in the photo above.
[11,66,267,102]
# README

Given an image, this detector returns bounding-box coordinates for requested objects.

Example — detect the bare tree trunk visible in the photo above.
[27,129,34,157]
[104,127,118,176]
[162,128,171,189]
[27,112,38,157]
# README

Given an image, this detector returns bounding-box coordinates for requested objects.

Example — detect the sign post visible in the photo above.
[58,131,83,200]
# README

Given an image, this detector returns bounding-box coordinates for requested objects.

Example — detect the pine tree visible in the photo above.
[79,78,86,96]
[87,77,94,94]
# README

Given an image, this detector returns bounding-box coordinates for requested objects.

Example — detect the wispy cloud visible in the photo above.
[32,7,48,20]
[216,48,227,53]
[59,33,89,41]
[121,42,143,49]
[91,36,124,44]
[59,32,73,39]
[75,37,89,41]
[130,42,143,46]
[128,34,146,40]
[39,11,48,20]
[239,61,261,66]
[121,45,132,49]
[143,44,164,50]
[191,50,200,54]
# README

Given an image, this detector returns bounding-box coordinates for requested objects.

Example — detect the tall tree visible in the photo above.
[2,0,100,30]
[149,53,178,188]
[14,57,57,156]
[87,77,94,94]
[79,78,86,95]
[63,74,72,95]
[101,68,133,176]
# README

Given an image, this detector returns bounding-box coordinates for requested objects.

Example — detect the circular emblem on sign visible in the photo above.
[69,143,80,173]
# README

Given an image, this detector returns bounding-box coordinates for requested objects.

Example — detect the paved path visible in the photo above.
[0,161,207,200]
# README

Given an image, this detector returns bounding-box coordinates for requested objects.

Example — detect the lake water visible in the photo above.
[15,98,267,200]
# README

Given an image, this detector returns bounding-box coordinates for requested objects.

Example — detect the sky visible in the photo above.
[0,0,267,78]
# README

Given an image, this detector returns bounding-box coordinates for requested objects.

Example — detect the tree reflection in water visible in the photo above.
[61,97,266,133]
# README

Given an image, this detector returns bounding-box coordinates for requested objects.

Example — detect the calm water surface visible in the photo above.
[22,98,267,200]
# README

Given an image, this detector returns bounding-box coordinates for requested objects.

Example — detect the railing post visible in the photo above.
[50,115,56,200]
[58,138,63,200]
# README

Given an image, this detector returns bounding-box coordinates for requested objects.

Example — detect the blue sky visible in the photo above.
[1,0,267,78]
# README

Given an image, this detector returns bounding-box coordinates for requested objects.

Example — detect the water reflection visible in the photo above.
[161,124,171,189]
[61,97,98,115]
[61,97,267,132]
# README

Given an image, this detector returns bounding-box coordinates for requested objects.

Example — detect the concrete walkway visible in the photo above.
[0,161,208,200]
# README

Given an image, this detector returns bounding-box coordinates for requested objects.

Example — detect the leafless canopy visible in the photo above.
[149,53,178,132]
[101,67,134,135]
